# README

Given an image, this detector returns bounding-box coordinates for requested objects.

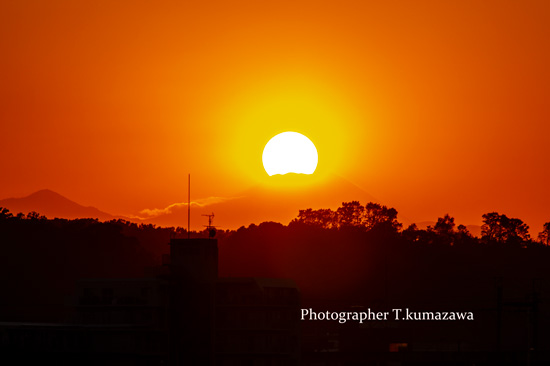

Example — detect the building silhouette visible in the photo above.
[0,238,301,365]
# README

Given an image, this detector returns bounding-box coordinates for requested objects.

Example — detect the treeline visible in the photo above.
[0,207,219,260]
[0,206,228,319]
[291,201,550,247]
[2,200,549,253]
[1,204,550,319]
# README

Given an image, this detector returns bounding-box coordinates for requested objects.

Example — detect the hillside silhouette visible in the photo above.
[1,178,380,230]
[0,189,115,221]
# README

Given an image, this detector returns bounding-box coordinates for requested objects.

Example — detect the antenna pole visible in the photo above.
[188,173,190,239]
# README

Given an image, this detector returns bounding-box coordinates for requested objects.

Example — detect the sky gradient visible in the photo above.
[1,0,549,232]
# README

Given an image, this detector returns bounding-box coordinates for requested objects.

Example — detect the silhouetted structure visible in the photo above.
[168,238,217,365]
[2,210,550,365]
[216,278,300,365]
[0,238,301,365]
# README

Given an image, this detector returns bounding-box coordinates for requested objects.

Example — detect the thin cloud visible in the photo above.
[137,196,237,218]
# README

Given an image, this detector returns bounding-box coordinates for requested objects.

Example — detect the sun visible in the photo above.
[262,132,318,176]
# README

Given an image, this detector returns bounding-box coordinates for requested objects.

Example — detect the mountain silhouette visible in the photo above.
[142,174,382,229]
[0,189,115,221]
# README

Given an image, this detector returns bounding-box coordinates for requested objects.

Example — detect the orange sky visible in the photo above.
[1,0,549,232]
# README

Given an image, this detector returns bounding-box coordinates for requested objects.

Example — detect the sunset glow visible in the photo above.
[1,0,549,231]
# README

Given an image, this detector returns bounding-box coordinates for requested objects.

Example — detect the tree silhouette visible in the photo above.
[295,208,337,229]
[434,214,455,235]
[294,201,401,231]
[455,224,477,246]
[481,212,530,246]
[26,211,40,220]
[336,201,364,227]
[402,223,421,242]
[538,222,550,246]
[0,207,13,220]
[432,214,456,246]
[363,202,401,231]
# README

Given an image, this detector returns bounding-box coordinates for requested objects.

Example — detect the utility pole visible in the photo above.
[188,174,190,239]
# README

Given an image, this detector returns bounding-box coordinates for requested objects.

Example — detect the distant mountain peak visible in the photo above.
[31,188,59,195]
[140,174,382,229]
[0,189,114,221]
[27,189,70,201]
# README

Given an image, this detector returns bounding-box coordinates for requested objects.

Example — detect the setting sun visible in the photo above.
[262,132,318,176]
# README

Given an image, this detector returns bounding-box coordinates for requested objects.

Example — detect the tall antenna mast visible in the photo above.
[202,212,217,238]
[188,173,190,239]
